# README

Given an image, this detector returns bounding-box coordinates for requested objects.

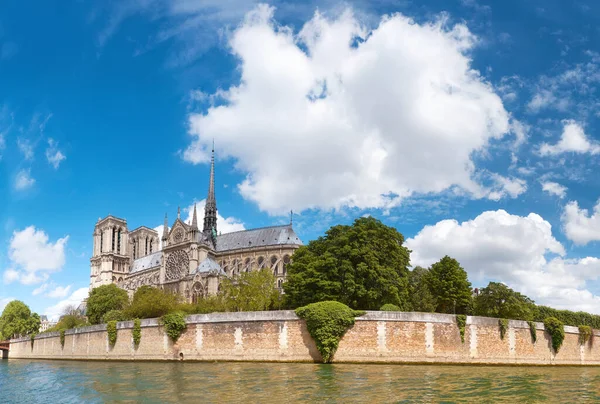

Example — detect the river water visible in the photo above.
[2,360,600,403]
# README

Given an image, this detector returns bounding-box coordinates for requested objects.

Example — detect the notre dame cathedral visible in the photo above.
[89,148,303,302]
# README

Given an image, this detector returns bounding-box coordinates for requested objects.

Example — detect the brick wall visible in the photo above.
[8,311,599,365]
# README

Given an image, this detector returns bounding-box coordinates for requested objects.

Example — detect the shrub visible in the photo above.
[456,314,467,343]
[102,310,127,323]
[579,325,592,345]
[499,319,508,340]
[380,304,402,312]
[60,330,65,348]
[544,317,565,353]
[132,319,141,347]
[177,296,227,315]
[161,312,187,343]
[528,321,537,343]
[295,301,365,363]
[87,284,129,325]
[107,321,117,347]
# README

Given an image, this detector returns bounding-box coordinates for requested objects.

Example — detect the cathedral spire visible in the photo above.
[162,213,169,241]
[191,203,198,230]
[203,142,218,241]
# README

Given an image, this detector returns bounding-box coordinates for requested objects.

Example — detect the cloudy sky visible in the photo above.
[2,0,600,319]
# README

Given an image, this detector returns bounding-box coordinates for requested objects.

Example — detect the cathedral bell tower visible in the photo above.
[203,145,218,246]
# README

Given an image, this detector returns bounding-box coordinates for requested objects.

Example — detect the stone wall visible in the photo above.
[8,311,600,365]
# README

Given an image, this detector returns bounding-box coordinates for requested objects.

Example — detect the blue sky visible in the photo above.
[2,0,600,318]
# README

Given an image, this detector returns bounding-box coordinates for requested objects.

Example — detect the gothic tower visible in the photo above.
[203,145,218,244]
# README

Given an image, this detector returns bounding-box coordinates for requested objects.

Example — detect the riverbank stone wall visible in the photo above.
[8,311,600,365]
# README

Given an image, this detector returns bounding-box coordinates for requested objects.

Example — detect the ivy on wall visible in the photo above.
[544,317,565,353]
[499,319,508,340]
[133,319,142,347]
[579,325,592,346]
[528,321,537,343]
[107,321,117,348]
[30,334,35,350]
[295,301,365,363]
[456,315,466,343]
[161,312,187,343]
[60,330,65,348]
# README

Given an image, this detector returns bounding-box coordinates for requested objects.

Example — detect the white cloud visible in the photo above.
[561,200,600,245]
[44,287,88,321]
[32,283,49,296]
[17,138,34,160]
[486,174,527,201]
[541,181,567,198]
[46,285,72,299]
[14,169,35,191]
[154,199,245,249]
[539,120,600,156]
[6,226,69,285]
[183,6,512,214]
[45,138,66,169]
[405,210,600,313]
[3,269,19,284]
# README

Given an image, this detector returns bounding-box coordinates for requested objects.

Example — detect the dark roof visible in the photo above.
[131,251,162,273]
[215,225,303,252]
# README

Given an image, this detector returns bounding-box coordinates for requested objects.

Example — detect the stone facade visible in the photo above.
[10,312,600,365]
[89,148,302,301]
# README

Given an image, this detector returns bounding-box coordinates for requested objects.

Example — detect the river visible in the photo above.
[2,360,600,403]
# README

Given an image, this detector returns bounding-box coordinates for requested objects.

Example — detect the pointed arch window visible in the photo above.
[112,227,116,251]
[100,231,104,253]
[133,243,137,260]
[271,256,278,276]
[117,229,122,254]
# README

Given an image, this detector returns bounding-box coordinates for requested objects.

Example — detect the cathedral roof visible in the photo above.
[194,257,225,276]
[215,224,303,252]
[131,251,162,273]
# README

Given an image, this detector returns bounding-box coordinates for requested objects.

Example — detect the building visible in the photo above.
[39,315,56,332]
[89,147,303,301]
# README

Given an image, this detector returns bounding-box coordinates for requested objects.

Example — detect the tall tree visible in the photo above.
[0,301,40,339]
[221,269,279,312]
[284,217,411,310]
[427,256,472,314]
[408,266,436,313]
[474,282,536,321]
[86,284,129,324]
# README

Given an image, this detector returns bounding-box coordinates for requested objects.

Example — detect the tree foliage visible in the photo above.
[380,304,401,311]
[0,300,40,339]
[474,282,535,321]
[408,266,436,312]
[125,286,179,319]
[534,306,600,329]
[161,312,187,342]
[284,217,411,310]
[427,256,472,314]
[295,301,364,363]
[87,284,129,325]
[220,269,279,312]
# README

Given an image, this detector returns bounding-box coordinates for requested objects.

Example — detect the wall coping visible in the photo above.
[12,310,598,342]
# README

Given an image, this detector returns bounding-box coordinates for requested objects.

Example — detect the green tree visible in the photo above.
[87,284,129,324]
[221,269,279,312]
[408,266,436,312]
[0,301,41,339]
[427,256,472,314]
[125,286,179,319]
[474,282,536,320]
[284,217,411,310]
[46,305,88,332]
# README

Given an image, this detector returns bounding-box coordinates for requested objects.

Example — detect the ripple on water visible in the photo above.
[3,361,600,403]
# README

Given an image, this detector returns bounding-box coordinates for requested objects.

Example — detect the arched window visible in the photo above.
[118,277,123,283]
[100,230,104,253]
[237,260,242,275]
[271,256,278,276]
[112,227,116,251]
[245,258,251,273]
[145,237,148,256]
[133,242,137,259]
[283,255,290,275]
[192,282,204,304]
[258,256,264,269]
[277,279,283,289]
[150,239,153,254]
[112,276,116,282]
